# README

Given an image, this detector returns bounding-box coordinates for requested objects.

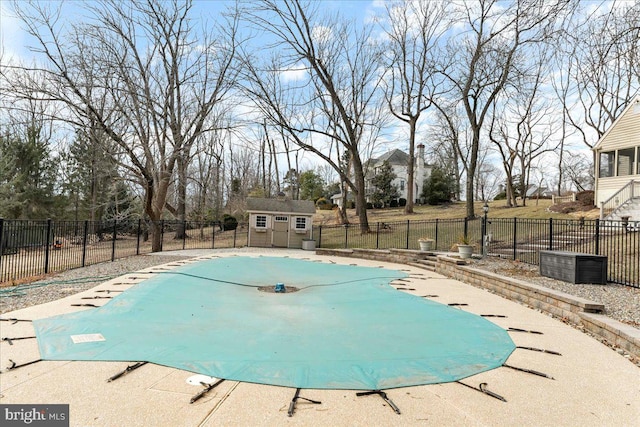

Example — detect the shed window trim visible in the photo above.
[255,215,267,228]
[294,217,307,230]
[275,216,288,222]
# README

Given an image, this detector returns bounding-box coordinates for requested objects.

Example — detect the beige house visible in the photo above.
[246,197,316,248]
[593,97,640,220]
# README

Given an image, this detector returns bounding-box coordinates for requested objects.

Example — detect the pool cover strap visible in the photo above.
[288,388,321,417]
[356,390,401,415]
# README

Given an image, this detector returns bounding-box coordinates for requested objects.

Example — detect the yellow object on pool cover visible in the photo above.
[34,256,515,390]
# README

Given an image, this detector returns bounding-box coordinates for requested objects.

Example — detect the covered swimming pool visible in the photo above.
[34,256,515,390]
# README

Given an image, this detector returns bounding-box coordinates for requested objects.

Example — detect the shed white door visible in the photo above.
[272,215,289,247]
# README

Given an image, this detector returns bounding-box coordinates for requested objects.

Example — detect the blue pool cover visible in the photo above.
[34,256,515,390]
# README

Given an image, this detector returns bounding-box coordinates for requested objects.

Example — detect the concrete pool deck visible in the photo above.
[1,248,639,426]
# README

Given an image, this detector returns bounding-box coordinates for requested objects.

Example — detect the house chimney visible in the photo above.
[417,144,425,163]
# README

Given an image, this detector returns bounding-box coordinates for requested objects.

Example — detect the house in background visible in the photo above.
[364,144,433,205]
[593,96,640,220]
[246,197,315,248]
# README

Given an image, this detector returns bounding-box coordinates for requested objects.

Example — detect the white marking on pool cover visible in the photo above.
[71,333,105,344]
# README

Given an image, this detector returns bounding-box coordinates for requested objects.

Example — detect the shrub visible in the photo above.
[222,214,238,231]
[399,198,407,207]
[576,190,594,207]
[389,199,399,208]
[366,202,373,209]
[316,197,334,210]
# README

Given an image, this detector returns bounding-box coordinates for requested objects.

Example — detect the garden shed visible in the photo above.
[246,197,316,248]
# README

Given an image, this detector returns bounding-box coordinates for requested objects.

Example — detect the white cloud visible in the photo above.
[280,63,308,82]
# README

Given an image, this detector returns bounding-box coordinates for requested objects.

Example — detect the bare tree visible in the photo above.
[382,0,449,214]
[6,0,238,250]
[489,43,560,207]
[242,0,387,232]
[559,1,640,147]
[435,0,572,218]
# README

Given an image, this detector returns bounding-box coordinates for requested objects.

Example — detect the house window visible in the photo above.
[255,215,267,228]
[400,180,405,191]
[599,151,615,178]
[275,216,288,222]
[617,148,635,176]
[295,217,306,230]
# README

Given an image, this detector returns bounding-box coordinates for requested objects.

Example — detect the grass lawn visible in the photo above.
[314,199,597,226]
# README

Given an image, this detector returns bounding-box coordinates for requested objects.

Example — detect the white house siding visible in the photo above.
[594,99,640,205]
[595,177,637,206]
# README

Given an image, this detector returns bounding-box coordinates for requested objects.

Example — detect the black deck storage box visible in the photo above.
[539,251,607,284]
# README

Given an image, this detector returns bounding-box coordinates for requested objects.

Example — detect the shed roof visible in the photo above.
[246,197,316,214]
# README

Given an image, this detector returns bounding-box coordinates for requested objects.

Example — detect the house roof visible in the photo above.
[373,149,409,166]
[592,96,640,151]
[246,197,316,214]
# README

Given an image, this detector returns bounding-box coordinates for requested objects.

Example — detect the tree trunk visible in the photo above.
[405,118,416,214]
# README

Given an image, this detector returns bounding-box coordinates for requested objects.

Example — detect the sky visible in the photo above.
[0,0,626,193]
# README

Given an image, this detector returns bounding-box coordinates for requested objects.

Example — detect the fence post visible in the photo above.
[211,222,216,249]
[406,220,410,249]
[376,222,380,249]
[136,219,141,255]
[512,218,517,260]
[344,225,348,249]
[44,219,52,274]
[160,220,165,252]
[435,219,439,250]
[595,219,600,255]
[82,220,88,267]
[548,218,553,250]
[183,220,187,250]
[464,217,468,242]
[233,227,237,248]
[318,225,323,248]
[111,220,117,262]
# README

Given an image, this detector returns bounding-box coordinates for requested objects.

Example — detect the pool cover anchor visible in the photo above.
[507,327,543,334]
[190,378,225,404]
[288,388,321,417]
[5,358,42,371]
[503,364,554,380]
[0,318,32,324]
[457,381,507,402]
[517,346,562,356]
[356,390,401,415]
[2,336,36,345]
[107,361,148,382]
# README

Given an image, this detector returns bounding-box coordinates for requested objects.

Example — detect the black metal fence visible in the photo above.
[1,217,638,288]
[0,218,248,283]
[313,217,639,288]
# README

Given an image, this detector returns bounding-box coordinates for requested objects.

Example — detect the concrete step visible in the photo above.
[408,259,437,272]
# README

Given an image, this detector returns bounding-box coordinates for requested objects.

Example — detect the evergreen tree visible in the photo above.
[421,166,455,205]
[299,170,325,201]
[370,161,399,207]
[0,127,58,219]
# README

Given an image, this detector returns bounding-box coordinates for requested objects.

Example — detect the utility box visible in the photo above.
[539,251,608,284]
